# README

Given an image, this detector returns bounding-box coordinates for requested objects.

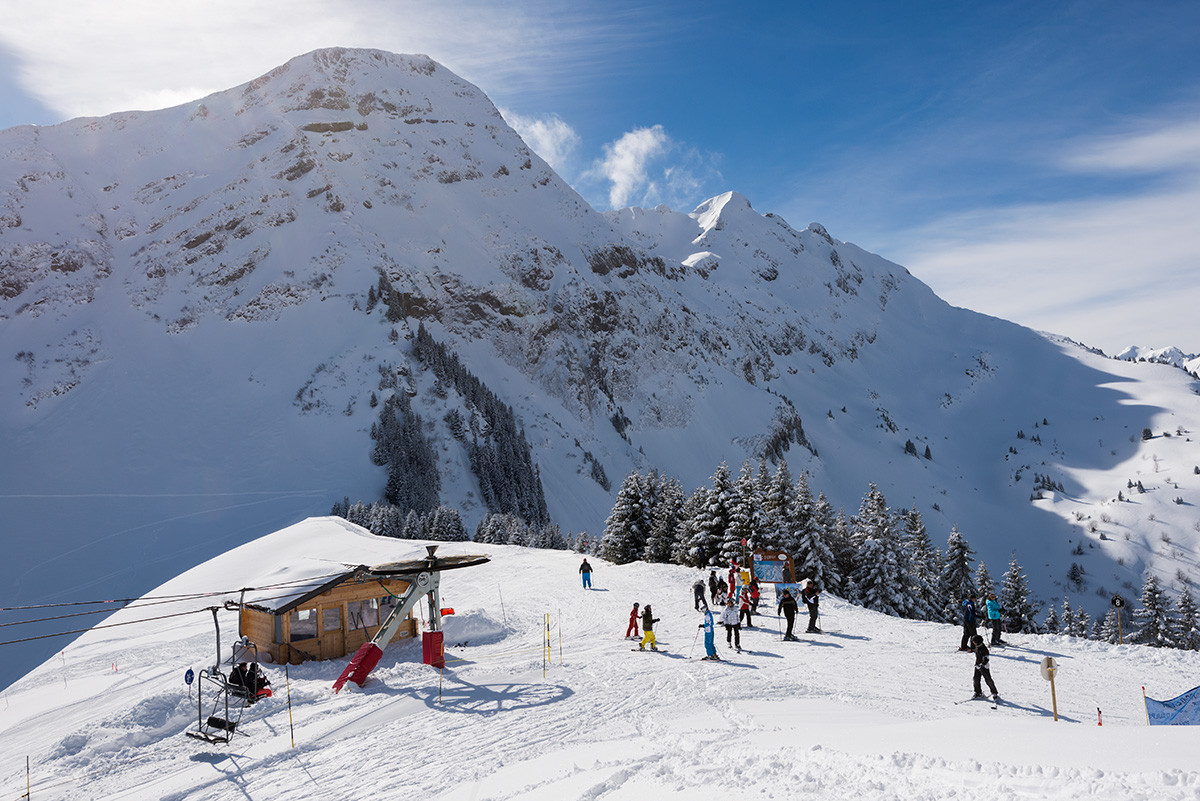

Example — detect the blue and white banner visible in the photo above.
[1145,685,1200,726]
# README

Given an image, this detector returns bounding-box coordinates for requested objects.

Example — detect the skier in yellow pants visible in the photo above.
[639,604,660,650]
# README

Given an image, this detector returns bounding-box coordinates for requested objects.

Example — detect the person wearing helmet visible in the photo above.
[698,605,719,660]
[971,634,999,700]
[639,604,661,651]
[959,593,980,651]
[720,597,742,651]
[693,575,707,610]
[985,592,1005,645]
[801,579,821,633]
[778,588,799,641]
[625,602,640,640]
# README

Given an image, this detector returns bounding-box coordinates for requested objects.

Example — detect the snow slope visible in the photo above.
[1,518,1198,800]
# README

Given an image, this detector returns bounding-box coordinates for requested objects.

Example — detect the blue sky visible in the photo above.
[2,1,1198,352]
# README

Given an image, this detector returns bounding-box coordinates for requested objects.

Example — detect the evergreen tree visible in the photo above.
[644,473,684,563]
[826,506,853,596]
[1075,608,1093,640]
[1175,588,1200,650]
[999,551,1037,634]
[1132,573,1176,647]
[974,561,994,599]
[795,496,840,594]
[757,461,794,553]
[599,471,652,564]
[850,535,904,616]
[849,485,908,616]
[671,487,707,566]
[722,461,762,564]
[938,526,976,622]
[372,392,441,514]
[1042,604,1060,634]
[898,507,939,621]
[683,463,735,567]
[1097,608,1122,643]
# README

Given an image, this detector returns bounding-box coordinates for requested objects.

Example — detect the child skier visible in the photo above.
[739,588,754,628]
[625,602,640,639]
[699,606,719,660]
[959,593,980,651]
[721,597,741,651]
[971,634,999,700]
[639,604,661,651]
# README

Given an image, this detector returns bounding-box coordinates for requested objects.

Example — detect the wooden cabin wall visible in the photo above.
[242,577,416,665]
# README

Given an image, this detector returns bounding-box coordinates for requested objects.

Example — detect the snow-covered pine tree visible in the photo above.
[600,471,650,565]
[1061,597,1079,636]
[1042,605,1060,634]
[1175,587,1200,651]
[974,561,994,599]
[644,473,684,563]
[795,497,840,594]
[1132,573,1177,647]
[1097,608,1121,643]
[897,508,939,621]
[429,506,469,541]
[826,505,853,596]
[850,536,904,616]
[682,463,735,567]
[721,461,762,564]
[782,470,813,561]
[1075,607,1092,640]
[998,551,1036,633]
[938,526,976,622]
[849,485,909,616]
[757,460,794,553]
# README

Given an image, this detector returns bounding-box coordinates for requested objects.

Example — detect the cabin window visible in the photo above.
[289,608,317,642]
[380,595,398,623]
[348,598,380,629]
[323,607,341,633]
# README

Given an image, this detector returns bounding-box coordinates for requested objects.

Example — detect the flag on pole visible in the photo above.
[1144,685,1200,725]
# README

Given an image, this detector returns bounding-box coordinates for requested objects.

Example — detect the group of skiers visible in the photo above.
[589,556,1002,701]
[959,591,1004,701]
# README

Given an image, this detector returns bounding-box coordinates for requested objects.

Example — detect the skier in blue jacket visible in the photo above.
[698,606,719,660]
[985,592,1005,645]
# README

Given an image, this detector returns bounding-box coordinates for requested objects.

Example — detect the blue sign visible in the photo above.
[1146,685,1200,725]
[185,668,195,686]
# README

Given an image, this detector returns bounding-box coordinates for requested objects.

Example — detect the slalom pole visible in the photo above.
[558,611,563,665]
[285,663,295,748]
[1142,686,1150,726]
[498,586,507,623]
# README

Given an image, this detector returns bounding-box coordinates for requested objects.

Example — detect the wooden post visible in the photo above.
[1040,656,1059,722]
[1117,606,1123,645]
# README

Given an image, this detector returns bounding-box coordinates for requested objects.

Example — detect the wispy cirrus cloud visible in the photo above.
[900,113,1200,353]
[501,110,582,177]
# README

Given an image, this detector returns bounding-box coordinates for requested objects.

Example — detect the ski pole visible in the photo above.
[689,625,700,657]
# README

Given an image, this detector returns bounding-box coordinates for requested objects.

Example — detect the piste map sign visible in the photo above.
[752,550,793,583]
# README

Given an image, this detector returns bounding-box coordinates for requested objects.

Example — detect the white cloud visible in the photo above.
[595,125,671,208]
[900,114,1200,354]
[501,110,581,176]
[0,1,646,122]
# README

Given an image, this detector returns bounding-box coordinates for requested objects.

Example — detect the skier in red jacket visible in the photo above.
[625,602,640,639]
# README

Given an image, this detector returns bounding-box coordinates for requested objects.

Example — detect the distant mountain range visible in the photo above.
[1,47,1197,690]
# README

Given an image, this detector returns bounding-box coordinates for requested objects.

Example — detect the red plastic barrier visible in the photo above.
[333,642,383,693]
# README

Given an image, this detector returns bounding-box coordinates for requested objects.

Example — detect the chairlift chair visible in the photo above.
[187,608,270,744]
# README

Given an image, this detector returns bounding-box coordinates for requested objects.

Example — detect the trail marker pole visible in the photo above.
[285,663,295,748]
[1112,595,1126,645]
[27,755,30,800]
[558,612,563,665]
[1040,656,1059,721]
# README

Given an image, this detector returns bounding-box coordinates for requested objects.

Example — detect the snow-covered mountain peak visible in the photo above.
[690,190,754,236]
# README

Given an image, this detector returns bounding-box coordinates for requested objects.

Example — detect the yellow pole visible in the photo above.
[559,613,563,665]
[285,663,295,748]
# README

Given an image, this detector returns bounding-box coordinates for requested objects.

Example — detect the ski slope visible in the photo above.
[1,518,1198,800]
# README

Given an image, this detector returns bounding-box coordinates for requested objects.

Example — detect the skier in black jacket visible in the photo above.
[777,588,799,640]
[801,579,821,633]
[959,594,980,651]
[639,604,661,651]
[971,634,999,699]
[708,570,720,604]
[693,575,707,610]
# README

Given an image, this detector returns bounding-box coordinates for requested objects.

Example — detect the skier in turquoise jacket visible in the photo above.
[985,592,1005,645]
[699,606,719,660]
